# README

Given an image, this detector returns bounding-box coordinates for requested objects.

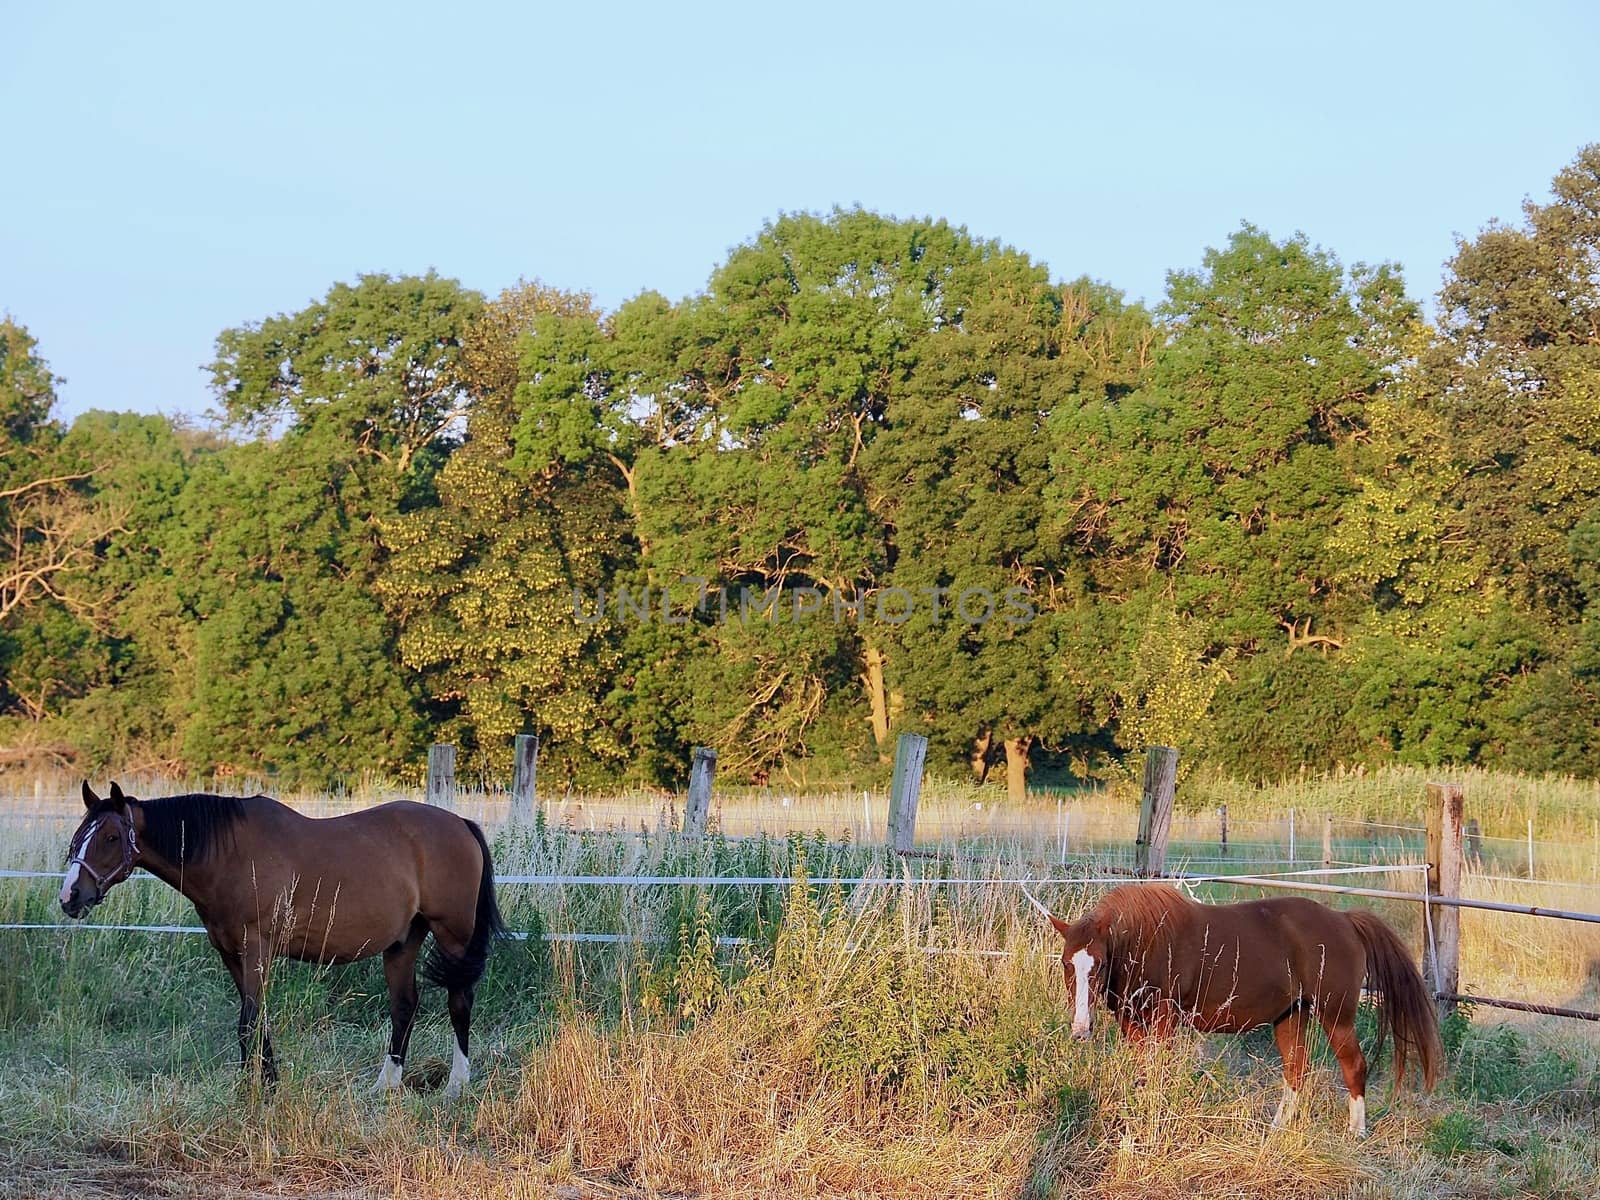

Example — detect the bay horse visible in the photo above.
[1047,885,1442,1136]
[61,781,504,1097]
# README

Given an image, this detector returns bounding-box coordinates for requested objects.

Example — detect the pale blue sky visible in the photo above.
[4,1,1597,420]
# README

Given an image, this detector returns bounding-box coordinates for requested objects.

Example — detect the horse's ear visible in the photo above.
[82,781,101,810]
[108,781,128,810]
[1049,914,1073,939]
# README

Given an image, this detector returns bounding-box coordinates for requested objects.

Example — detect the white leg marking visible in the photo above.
[1271,1082,1300,1128]
[444,1043,470,1099]
[1347,1094,1367,1137]
[372,1054,403,1093]
[1070,948,1095,1039]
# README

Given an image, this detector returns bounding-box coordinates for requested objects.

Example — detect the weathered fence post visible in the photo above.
[1322,812,1334,869]
[1288,807,1297,863]
[510,734,539,824]
[1058,795,1069,865]
[1465,817,1483,867]
[1218,803,1228,857]
[684,747,717,838]
[1135,746,1179,876]
[887,732,928,853]
[1424,782,1464,1018]
[427,743,456,809]
[1528,818,1536,880]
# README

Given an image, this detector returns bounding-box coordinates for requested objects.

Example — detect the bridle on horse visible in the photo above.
[67,812,141,892]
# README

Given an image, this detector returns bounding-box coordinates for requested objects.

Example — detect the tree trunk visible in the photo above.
[970,728,994,783]
[1003,736,1033,803]
[608,453,648,557]
[861,643,891,751]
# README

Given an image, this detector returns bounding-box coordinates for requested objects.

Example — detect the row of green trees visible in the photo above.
[4,148,1599,793]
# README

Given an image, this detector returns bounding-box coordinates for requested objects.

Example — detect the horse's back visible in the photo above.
[1134,893,1367,1030]
[319,799,477,839]
[1230,896,1366,991]
[230,797,488,962]
[1218,896,1362,950]
[247,797,479,867]
[297,800,487,903]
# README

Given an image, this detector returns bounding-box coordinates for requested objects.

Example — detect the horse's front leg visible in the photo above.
[228,938,278,1086]
[1116,1012,1171,1085]
[1116,1013,1149,1045]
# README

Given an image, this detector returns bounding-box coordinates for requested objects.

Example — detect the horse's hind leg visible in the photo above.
[425,917,479,1100]
[445,983,475,1100]
[1270,1007,1310,1129]
[1319,1010,1369,1137]
[374,920,427,1093]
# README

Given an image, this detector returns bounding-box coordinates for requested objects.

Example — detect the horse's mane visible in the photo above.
[1092,884,1196,945]
[129,793,250,866]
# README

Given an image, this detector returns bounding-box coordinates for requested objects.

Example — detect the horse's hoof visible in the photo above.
[372,1056,404,1094]
[444,1048,470,1100]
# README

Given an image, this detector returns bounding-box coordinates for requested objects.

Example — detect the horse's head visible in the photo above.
[61,781,141,918]
[1049,913,1109,1040]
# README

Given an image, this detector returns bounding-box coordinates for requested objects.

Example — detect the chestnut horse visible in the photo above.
[61,782,504,1097]
[1048,885,1441,1135]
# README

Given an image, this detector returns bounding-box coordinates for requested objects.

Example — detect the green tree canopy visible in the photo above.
[210,273,485,481]
[379,284,632,783]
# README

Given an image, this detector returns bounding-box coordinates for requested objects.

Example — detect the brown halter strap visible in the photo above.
[68,811,141,891]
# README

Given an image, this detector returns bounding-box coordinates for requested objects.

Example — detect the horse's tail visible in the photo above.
[1347,910,1443,1091]
[423,818,506,992]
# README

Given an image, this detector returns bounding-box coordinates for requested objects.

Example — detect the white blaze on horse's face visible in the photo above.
[1070,947,1096,1039]
[60,818,100,912]
[59,861,81,909]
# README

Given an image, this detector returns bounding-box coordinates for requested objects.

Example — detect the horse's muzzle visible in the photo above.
[1071,1025,1092,1042]
[60,891,96,920]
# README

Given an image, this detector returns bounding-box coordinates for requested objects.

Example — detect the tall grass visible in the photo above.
[4,769,1600,1198]
[9,760,1600,862]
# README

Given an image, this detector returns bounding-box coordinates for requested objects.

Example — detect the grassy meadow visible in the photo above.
[2,766,1600,1199]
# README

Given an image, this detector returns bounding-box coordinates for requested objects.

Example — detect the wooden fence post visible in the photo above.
[1218,803,1228,857]
[887,733,928,853]
[1465,817,1483,867]
[1322,812,1333,869]
[1424,781,1464,1018]
[510,734,539,824]
[1135,746,1179,876]
[684,747,717,838]
[427,743,456,809]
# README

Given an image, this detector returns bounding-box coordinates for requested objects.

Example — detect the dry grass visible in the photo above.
[6,764,1600,1199]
